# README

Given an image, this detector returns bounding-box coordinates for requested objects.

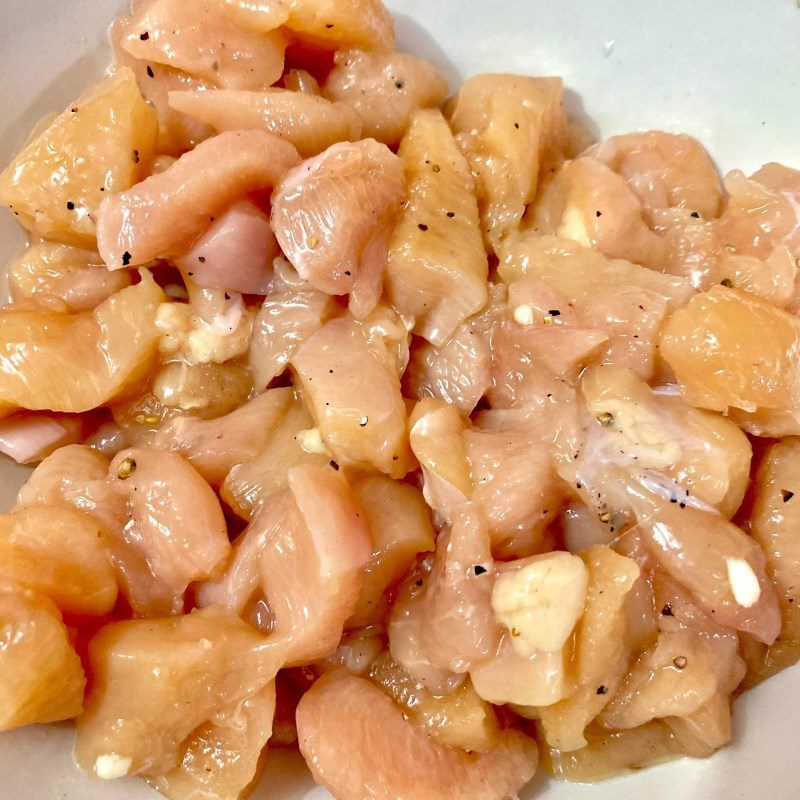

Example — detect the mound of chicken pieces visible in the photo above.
[1,1,800,798]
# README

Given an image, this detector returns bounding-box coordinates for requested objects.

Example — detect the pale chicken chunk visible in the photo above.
[0,274,163,413]
[0,590,86,731]
[291,315,414,477]
[97,130,300,268]
[270,139,404,317]
[499,234,693,379]
[75,606,279,779]
[119,0,288,90]
[8,242,131,313]
[324,49,447,147]
[169,88,363,157]
[386,109,488,345]
[448,74,568,251]
[296,673,538,800]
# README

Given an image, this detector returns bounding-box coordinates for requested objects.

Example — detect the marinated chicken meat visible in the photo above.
[1,2,800,799]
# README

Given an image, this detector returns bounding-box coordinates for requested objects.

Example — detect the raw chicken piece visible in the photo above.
[618,477,780,644]
[579,364,752,517]
[369,652,500,753]
[597,629,728,730]
[148,682,276,800]
[390,506,499,679]
[200,465,370,666]
[75,606,280,778]
[108,448,230,597]
[747,438,800,682]
[499,234,694,379]
[8,242,131,312]
[659,285,800,435]
[248,260,338,391]
[404,294,496,415]
[109,14,213,156]
[174,201,279,295]
[323,50,447,147]
[470,634,571,708]
[664,692,733,758]
[151,360,252,419]
[217,0,289,32]
[349,476,435,627]
[291,316,414,477]
[169,88,363,157]
[97,130,300,268]
[386,109,488,346]
[271,139,403,316]
[221,393,328,519]
[0,273,164,413]
[282,0,394,51]
[585,131,723,222]
[464,426,566,558]
[532,156,670,269]
[120,0,288,90]
[13,445,181,617]
[408,398,471,522]
[0,506,117,617]
[537,546,640,752]
[296,672,538,800]
[541,722,679,782]
[0,589,86,731]
[0,412,83,464]
[0,68,157,245]
[154,387,293,485]
[448,74,568,251]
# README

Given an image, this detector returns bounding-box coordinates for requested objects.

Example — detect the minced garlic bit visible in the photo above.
[95,754,132,780]
[491,551,589,656]
[512,304,535,326]
[155,297,253,365]
[297,427,329,455]
[726,556,761,608]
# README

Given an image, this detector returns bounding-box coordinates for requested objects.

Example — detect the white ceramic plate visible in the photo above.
[0,1,798,798]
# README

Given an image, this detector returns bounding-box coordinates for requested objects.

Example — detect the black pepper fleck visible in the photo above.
[596,685,608,695]
[690,211,700,218]
[329,460,339,471]
[446,211,455,218]
[122,251,132,266]
[395,79,405,89]
[474,565,487,576]
[146,65,155,78]
[548,309,561,316]
[418,223,428,231]
[198,256,206,263]
[140,31,149,40]
[596,210,602,217]
[661,603,674,617]
[132,149,140,164]
[66,201,75,211]
[782,489,794,503]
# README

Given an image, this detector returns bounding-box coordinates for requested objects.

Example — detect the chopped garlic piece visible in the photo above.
[491,551,589,656]
[297,427,329,455]
[726,557,761,608]
[155,297,253,365]
[513,304,535,326]
[95,753,132,780]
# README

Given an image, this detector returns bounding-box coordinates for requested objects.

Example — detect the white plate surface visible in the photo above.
[0,1,798,798]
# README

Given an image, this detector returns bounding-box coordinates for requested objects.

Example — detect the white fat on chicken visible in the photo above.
[725,556,761,608]
[155,295,254,364]
[491,552,589,657]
